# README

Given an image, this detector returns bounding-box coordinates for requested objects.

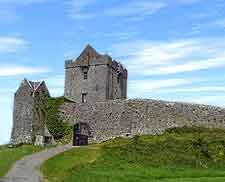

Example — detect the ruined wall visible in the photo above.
[33,83,49,137]
[60,99,225,144]
[11,81,34,144]
[111,61,127,99]
[11,80,51,145]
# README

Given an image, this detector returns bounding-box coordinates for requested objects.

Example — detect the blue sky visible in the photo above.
[0,0,225,144]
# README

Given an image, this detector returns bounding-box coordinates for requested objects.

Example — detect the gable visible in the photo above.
[16,79,50,98]
[15,79,33,99]
[75,45,101,66]
[33,81,50,97]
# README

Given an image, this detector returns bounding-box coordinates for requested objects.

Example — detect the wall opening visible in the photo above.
[82,66,89,80]
[82,93,87,103]
[84,71,88,79]
[73,123,90,146]
[44,136,52,144]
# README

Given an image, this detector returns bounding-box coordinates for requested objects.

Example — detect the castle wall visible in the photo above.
[11,80,51,145]
[65,64,109,103]
[65,62,127,103]
[33,83,49,136]
[64,45,127,103]
[60,99,225,144]
[11,83,34,144]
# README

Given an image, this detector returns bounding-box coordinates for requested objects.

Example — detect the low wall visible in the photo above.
[60,99,225,144]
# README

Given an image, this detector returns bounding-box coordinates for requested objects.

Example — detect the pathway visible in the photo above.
[4,144,73,182]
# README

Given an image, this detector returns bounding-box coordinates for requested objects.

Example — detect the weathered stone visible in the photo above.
[10,79,53,145]
[64,45,127,103]
[60,99,225,144]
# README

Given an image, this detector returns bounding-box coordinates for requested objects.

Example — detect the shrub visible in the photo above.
[46,97,72,140]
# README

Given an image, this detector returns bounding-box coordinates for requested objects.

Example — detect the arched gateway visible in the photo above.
[73,123,91,146]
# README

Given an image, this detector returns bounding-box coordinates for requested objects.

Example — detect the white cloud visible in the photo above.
[68,0,165,19]
[44,75,65,87]
[41,75,65,96]
[68,0,98,19]
[146,56,225,75]
[111,38,225,76]
[0,37,28,53]
[182,96,225,107]
[128,78,191,98]
[49,88,64,97]
[68,0,207,20]
[0,66,49,76]
[214,18,225,28]
[159,86,225,93]
[130,79,190,91]
[106,1,165,18]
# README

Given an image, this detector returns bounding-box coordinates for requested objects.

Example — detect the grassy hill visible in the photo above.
[0,145,43,177]
[41,127,225,182]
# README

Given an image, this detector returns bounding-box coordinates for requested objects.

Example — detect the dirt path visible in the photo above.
[4,144,73,182]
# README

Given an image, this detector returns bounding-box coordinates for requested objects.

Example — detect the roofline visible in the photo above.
[24,78,33,90]
[34,81,44,92]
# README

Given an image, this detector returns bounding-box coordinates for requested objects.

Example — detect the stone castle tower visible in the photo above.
[64,45,128,103]
[10,79,53,145]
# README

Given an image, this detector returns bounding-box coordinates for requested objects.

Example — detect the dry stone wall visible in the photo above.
[60,99,225,144]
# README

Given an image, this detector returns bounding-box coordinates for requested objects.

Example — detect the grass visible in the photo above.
[41,126,225,182]
[0,144,43,177]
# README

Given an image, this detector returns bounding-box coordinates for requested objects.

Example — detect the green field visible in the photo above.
[41,127,225,182]
[0,145,43,177]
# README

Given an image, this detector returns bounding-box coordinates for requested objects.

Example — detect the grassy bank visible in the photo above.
[0,145,43,177]
[41,127,225,182]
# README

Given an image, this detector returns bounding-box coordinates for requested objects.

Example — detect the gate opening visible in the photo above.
[73,123,90,146]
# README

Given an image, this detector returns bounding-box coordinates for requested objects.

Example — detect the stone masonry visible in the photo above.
[11,45,225,146]
[10,79,53,145]
[60,99,225,144]
[64,45,127,103]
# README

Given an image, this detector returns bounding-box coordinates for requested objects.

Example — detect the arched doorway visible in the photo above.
[73,123,90,146]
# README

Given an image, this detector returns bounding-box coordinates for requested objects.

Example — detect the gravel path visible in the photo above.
[4,144,73,182]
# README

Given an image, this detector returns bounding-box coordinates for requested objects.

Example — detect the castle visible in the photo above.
[64,45,127,103]
[11,45,225,146]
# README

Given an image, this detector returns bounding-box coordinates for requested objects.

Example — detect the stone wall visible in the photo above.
[11,79,52,145]
[64,45,127,103]
[60,99,225,144]
[11,80,34,144]
[65,63,110,103]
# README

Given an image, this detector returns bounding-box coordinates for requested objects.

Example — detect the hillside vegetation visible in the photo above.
[41,127,225,182]
[46,97,72,143]
[0,145,43,177]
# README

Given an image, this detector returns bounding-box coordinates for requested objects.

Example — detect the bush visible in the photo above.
[46,97,72,140]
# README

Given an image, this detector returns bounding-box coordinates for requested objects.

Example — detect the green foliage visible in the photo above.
[0,145,43,177]
[41,127,225,182]
[46,97,72,140]
[55,126,73,145]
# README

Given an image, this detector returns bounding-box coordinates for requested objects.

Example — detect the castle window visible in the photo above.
[84,71,88,80]
[117,74,121,83]
[82,93,87,103]
[82,67,89,80]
